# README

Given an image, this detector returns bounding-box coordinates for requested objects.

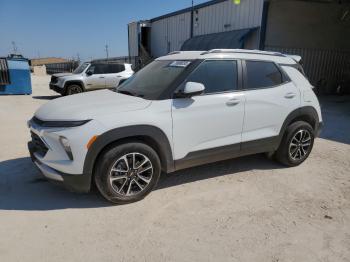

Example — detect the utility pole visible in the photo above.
[11,41,18,54]
[190,0,194,38]
[105,44,109,60]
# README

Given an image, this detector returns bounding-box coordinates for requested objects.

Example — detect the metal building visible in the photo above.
[128,0,350,93]
[128,0,263,59]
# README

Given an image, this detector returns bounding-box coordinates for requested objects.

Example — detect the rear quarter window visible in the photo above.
[107,64,125,74]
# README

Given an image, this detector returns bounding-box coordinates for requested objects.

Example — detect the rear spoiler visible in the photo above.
[285,54,302,64]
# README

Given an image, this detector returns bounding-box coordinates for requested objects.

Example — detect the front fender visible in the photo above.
[82,125,174,187]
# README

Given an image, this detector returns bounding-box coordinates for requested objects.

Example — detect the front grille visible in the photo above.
[50,76,58,84]
[31,131,48,157]
[32,116,44,126]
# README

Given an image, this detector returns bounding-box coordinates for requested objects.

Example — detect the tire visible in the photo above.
[94,142,161,204]
[275,121,315,167]
[66,84,83,95]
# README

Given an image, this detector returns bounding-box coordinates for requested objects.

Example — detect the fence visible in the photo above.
[265,46,350,93]
[45,61,79,75]
[92,56,139,70]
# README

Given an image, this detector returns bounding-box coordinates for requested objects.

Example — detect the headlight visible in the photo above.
[57,78,64,86]
[59,136,73,160]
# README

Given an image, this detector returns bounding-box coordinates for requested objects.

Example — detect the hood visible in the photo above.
[53,73,74,77]
[35,90,151,121]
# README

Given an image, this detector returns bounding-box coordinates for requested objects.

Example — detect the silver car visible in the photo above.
[49,62,134,95]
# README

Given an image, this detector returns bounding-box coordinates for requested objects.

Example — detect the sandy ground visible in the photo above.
[0,74,349,262]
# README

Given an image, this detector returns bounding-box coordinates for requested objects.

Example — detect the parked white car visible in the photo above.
[28,49,323,204]
[50,62,134,95]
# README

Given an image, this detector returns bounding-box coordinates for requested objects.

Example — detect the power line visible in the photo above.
[11,41,18,54]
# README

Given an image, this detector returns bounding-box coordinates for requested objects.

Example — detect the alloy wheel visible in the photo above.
[68,85,82,95]
[289,129,312,161]
[109,152,153,196]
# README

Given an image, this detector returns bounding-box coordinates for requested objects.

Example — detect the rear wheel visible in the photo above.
[275,121,315,166]
[66,84,83,95]
[94,142,161,204]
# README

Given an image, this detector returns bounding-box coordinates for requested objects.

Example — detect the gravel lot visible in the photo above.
[0,75,349,262]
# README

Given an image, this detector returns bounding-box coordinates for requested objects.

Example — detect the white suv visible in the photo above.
[28,49,323,204]
[50,62,134,95]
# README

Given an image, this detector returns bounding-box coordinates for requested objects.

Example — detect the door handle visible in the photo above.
[99,76,105,79]
[285,92,296,99]
[226,98,241,106]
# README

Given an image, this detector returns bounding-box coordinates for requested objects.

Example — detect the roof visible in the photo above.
[156,49,298,65]
[150,0,227,22]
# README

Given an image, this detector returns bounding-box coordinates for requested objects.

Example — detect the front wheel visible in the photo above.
[94,142,161,204]
[66,84,83,95]
[275,121,315,167]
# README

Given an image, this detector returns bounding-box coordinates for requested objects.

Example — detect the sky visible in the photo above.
[0,0,208,61]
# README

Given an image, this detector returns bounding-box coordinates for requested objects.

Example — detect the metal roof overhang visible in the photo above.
[181,28,257,51]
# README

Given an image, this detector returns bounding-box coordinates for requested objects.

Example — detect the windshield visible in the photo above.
[117,60,191,99]
[73,63,90,74]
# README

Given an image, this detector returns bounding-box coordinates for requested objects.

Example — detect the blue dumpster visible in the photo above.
[0,55,32,95]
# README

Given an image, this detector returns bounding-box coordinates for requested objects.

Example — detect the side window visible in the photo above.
[94,64,106,74]
[107,64,125,74]
[186,60,238,94]
[245,61,284,89]
[86,65,95,74]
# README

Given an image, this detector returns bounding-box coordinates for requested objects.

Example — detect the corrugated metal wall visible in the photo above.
[266,46,350,90]
[264,1,350,92]
[149,0,263,58]
[128,22,139,57]
[193,0,263,36]
[151,12,191,58]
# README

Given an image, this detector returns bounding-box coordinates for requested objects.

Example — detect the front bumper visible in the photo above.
[28,142,91,192]
[49,83,65,95]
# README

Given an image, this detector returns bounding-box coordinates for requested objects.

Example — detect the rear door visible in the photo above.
[241,60,300,146]
[105,64,126,88]
[85,64,107,90]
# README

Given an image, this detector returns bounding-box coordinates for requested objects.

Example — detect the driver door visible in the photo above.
[171,60,245,167]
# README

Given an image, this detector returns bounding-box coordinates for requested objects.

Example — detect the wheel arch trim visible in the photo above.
[64,80,86,91]
[82,125,174,188]
[278,106,320,146]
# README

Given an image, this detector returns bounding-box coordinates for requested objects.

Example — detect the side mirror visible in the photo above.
[86,70,93,76]
[175,82,205,98]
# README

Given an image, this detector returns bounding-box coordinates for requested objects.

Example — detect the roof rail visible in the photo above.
[167,51,182,55]
[201,49,286,57]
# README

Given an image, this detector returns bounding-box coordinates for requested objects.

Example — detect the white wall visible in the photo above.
[149,0,264,58]
[151,12,191,58]
[193,0,263,36]
[128,22,139,57]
